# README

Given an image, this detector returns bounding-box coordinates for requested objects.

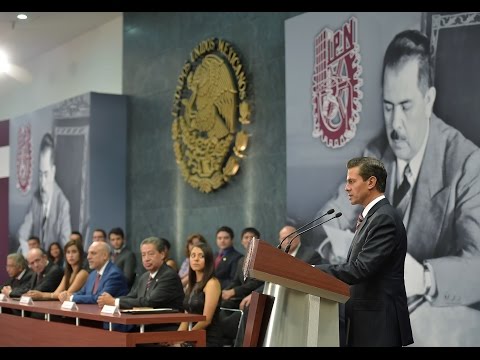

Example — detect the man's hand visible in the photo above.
[240,294,252,310]
[222,289,235,300]
[404,252,426,297]
[97,292,115,307]
[1,286,12,297]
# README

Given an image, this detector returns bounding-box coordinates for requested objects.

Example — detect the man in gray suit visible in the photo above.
[98,237,184,331]
[17,133,71,256]
[314,30,480,346]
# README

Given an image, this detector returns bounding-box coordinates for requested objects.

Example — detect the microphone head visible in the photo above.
[335,212,342,218]
[327,208,335,215]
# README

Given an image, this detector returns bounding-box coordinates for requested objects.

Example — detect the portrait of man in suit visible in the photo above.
[17,132,71,257]
[314,29,480,346]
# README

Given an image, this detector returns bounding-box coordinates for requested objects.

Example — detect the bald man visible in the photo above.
[278,225,324,264]
[60,241,128,304]
[11,248,63,298]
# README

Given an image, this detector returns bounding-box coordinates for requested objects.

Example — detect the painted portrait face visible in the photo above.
[383,59,435,162]
[38,148,56,205]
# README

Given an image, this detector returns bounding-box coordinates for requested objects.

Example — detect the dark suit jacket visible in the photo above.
[222,256,264,308]
[317,198,413,347]
[0,269,34,295]
[295,244,324,264]
[112,248,137,289]
[11,262,63,297]
[214,247,243,289]
[119,262,184,311]
[73,261,128,304]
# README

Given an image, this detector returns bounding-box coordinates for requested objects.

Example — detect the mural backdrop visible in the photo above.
[286,12,480,347]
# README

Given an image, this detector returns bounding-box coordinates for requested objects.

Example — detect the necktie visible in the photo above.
[214,251,224,269]
[355,213,364,232]
[36,273,43,286]
[92,273,101,294]
[146,276,153,293]
[393,164,411,208]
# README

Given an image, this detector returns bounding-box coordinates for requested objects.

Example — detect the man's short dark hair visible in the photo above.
[71,231,83,242]
[382,29,433,94]
[347,157,387,193]
[241,227,261,239]
[39,133,55,165]
[93,229,107,238]
[28,236,41,245]
[108,227,124,239]
[216,225,234,239]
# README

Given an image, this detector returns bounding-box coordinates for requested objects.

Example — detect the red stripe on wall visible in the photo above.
[0,177,8,285]
[0,120,9,147]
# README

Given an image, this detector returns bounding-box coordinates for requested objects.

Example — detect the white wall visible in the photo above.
[0,15,123,120]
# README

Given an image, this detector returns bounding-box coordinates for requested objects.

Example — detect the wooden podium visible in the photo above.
[243,238,349,347]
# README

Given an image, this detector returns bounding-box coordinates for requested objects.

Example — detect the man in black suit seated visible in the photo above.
[214,226,243,289]
[1,253,33,297]
[98,236,184,331]
[14,247,63,297]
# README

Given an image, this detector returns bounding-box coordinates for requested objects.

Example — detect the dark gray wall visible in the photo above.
[123,12,302,271]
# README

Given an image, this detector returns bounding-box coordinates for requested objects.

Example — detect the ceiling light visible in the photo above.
[17,14,28,20]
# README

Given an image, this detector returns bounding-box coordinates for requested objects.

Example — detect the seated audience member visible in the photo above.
[178,233,207,289]
[70,231,89,271]
[162,238,178,272]
[1,253,33,297]
[109,227,137,289]
[233,225,324,346]
[58,241,128,304]
[214,226,243,289]
[25,240,88,300]
[47,242,64,269]
[98,237,184,331]
[10,248,63,297]
[92,228,107,243]
[27,236,41,251]
[177,243,224,347]
[221,227,264,309]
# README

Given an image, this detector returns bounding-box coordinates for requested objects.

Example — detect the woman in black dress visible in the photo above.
[177,243,224,347]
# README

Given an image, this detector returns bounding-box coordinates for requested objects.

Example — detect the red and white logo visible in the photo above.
[312,17,363,148]
[16,124,32,194]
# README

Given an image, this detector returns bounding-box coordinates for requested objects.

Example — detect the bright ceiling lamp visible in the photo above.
[17,14,28,20]
[0,50,11,73]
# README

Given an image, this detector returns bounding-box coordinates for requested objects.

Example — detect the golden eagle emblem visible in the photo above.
[172,38,251,193]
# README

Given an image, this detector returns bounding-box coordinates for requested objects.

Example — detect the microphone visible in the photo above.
[277,209,335,250]
[284,212,342,253]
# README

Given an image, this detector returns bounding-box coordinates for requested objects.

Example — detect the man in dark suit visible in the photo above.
[12,248,63,297]
[214,226,243,289]
[315,157,413,347]
[59,241,128,304]
[1,253,33,297]
[109,227,137,289]
[98,236,184,331]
